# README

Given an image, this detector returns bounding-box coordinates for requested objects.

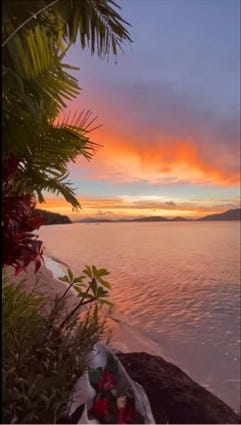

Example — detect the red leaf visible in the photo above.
[2,182,44,273]
[27,215,45,230]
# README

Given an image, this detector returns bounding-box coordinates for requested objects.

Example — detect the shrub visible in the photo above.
[2,157,44,274]
[2,270,109,424]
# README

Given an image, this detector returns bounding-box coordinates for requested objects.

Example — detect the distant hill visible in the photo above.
[34,209,71,225]
[76,216,170,223]
[133,216,169,222]
[72,209,241,224]
[198,209,240,221]
[133,216,192,222]
[76,218,113,223]
[171,216,191,221]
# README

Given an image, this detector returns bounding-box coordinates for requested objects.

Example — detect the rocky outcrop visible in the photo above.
[34,209,71,225]
[60,351,240,424]
[117,352,240,424]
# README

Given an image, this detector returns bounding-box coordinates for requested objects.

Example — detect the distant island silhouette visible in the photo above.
[75,208,241,223]
[34,209,71,225]
[197,208,240,221]
[36,208,241,225]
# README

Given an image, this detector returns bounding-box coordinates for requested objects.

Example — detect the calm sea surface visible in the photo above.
[39,222,240,411]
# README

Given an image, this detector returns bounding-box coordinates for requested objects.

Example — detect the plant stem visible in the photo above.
[48,280,76,323]
[58,279,76,303]
[59,281,94,328]
[81,298,97,306]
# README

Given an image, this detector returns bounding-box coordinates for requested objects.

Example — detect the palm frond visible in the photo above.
[2,0,132,208]
[54,109,101,135]
[4,24,80,113]
[56,0,132,58]
[4,108,101,208]
[3,0,132,59]
[22,166,81,210]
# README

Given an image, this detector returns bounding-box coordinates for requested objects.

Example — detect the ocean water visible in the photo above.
[39,221,240,411]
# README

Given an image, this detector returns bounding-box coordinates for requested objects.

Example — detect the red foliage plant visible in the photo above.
[2,158,44,274]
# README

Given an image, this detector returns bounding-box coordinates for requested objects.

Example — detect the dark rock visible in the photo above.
[117,352,240,424]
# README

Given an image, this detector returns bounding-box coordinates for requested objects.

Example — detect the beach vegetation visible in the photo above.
[2,0,131,272]
[2,271,109,424]
[2,2,128,422]
[47,265,113,328]
[2,158,44,274]
[2,0,131,209]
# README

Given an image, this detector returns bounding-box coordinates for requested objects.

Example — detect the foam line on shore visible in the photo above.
[43,255,67,279]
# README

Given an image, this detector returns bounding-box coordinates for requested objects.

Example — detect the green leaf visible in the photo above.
[73,283,85,292]
[83,265,92,278]
[58,275,69,283]
[73,286,84,296]
[67,268,74,282]
[90,279,97,296]
[92,265,98,277]
[97,268,110,277]
[99,299,113,308]
[73,276,85,283]
[97,287,108,298]
[99,277,111,289]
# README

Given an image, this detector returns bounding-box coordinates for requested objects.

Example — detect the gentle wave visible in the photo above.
[39,221,240,411]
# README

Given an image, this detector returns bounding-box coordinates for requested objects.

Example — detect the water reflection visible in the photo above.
[39,221,240,411]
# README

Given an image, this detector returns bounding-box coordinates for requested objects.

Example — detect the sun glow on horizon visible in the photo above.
[37,194,240,221]
[43,0,240,222]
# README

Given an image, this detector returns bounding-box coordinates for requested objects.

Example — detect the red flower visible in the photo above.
[91,396,109,418]
[117,403,135,424]
[98,370,115,390]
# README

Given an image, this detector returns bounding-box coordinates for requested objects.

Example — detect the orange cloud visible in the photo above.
[62,79,239,189]
[73,126,239,186]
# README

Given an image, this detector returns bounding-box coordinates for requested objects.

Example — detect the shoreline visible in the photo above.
[5,255,164,356]
[39,258,241,422]
[43,255,165,356]
[4,258,240,419]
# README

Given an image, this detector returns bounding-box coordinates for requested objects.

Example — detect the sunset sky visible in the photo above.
[40,0,240,219]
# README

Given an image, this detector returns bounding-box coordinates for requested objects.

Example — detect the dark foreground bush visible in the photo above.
[2,274,106,424]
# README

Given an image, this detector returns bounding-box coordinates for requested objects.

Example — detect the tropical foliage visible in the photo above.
[2,272,107,424]
[56,265,113,327]
[2,0,131,271]
[2,0,131,207]
[2,3,126,420]
[2,157,44,274]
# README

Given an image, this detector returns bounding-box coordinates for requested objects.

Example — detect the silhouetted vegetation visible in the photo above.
[34,209,71,225]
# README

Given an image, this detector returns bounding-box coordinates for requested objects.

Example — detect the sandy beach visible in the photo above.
[4,258,80,318]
